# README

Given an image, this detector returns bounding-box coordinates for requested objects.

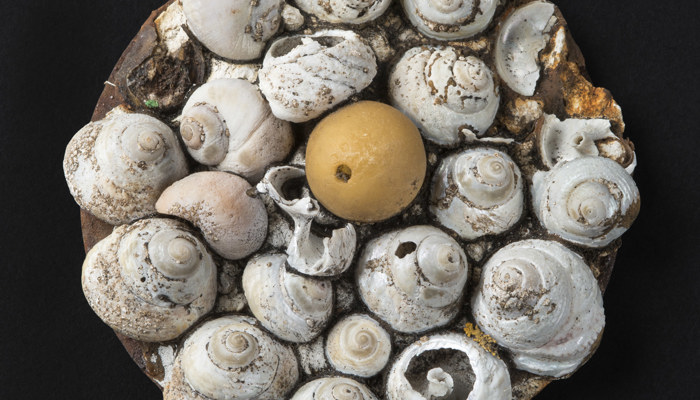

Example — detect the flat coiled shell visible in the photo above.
[401,0,498,40]
[290,377,380,400]
[325,314,392,377]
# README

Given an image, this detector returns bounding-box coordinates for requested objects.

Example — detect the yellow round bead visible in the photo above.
[306,101,427,222]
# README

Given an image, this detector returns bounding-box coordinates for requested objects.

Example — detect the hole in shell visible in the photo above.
[281,176,306,201]
[395,242,417,258]
[336,164,352,183]
[404,349,475,399]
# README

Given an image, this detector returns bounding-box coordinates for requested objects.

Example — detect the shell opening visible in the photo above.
[336,164,353,183]
[395,241,418,258]
[404,349,475,399]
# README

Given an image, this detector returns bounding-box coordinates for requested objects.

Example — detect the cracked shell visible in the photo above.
[401,0,498,40]
[81,218,217,342]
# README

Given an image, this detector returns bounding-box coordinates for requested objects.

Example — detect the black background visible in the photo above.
[1,0,698,398]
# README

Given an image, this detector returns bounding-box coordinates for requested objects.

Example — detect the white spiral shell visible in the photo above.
[495,1,557,96]
[325,314,392,377]
[259,30,377,122]
[182,0,283,60]
[81,218,217,342]
[179,79,294,181]
[532,156,641,248]
[401,0,498,40]
[290,377,380,400]
[63,108,188,225]
[295,0,392,24]
[163,315,299,400]
[386,333,512,400]
[356,225,469,333]
[471,239,605,377]
[390,46,499,145]
[430,148,524,240]
[242,253,334,343]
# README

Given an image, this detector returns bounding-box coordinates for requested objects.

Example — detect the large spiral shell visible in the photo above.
[63,108,188,225]
[295,0,392,24]
[401,0,498,40]
[290,377,380,400]
[179,79,294,181]
[242,253,334,342]
[471,239,605,377]
[532,156,640,248]
[430,148,524,239]
[259,30,377,122]
[390,46,499,145]
[182,0,283,60]
[326,314,392,377]
[163,315,299,400]
[386,332,512,400]
[356,226,469,333]
[81,218,217,342]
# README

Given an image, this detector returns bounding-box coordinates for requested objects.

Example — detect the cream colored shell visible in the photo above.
[495,1,557,96]
[181,0,283,60]
[401,0,498,40]
[242,253,334,343]
[471,239,605,377]
[179,79,294,181]
[81,218,217,342]
[295,0,392,24]
[163,315,299,400]
[386,333,512,400]
[356,225,469,333]
[532,156,640,248]
[290,377,380,400]
[156,171,268,260]
[63,107,188,225]
[325,314,392,377]
[390,46,499,145]
[430,148,524,240]
[259,30,377,122]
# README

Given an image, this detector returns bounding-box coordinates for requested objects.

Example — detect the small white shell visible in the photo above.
[386,333,512,400]
[532,157,640,248]
[164,315,299,400]
[495,1,557,96]
[156,171,268,260]
[63,108,188,225]
[296,0,392,24]
[181,0,283,60]
[401,0,498,40]
[325,314,392,377]
[180,79,294,181]
[356,226,469,333]
[81,218,217,342]
[390,46,499,145]
[430,148,524,240]
[538,113,636,173]
[290,377,379,400]
[259,30,377,122]
[471,239,605,377]
[242,253,334,343]
[256,166,357,276]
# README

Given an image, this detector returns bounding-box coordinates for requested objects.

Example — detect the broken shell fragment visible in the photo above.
[296,0,391,24]
[259,30,377,122]
[242,253,334,343]
[538,114,636,173]
[256,166,356,276]
[180,79,294,181]
[181,0,283,60]
[155,171,268,260]
[386,333,512,400]
[164,315,299,400]
[356,226,469,333]
[290,377,380,400]
[81,218,217,342]
[389,46,500,145]
[401,0,499,40]
[325,314,392,377]
[430,148,524,240]
[495,1,557,96]
[532,157,640,248]
[471,239,605,377]
[63,107,188,225]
